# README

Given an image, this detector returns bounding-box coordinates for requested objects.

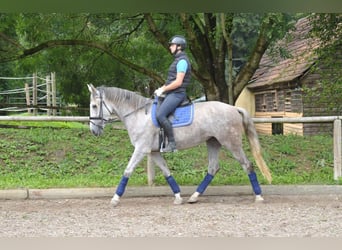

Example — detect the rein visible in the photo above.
[123,101,150,118]
[90,90,150,128]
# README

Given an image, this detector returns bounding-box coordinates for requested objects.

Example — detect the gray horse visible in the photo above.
[88,84,272,206]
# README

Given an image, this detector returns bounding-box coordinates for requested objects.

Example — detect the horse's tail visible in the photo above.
[237,107,272,184]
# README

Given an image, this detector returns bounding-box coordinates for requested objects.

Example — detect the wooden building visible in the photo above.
[244,17,340,136]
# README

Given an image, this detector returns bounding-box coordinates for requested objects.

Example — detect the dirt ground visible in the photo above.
[1,193,342,237]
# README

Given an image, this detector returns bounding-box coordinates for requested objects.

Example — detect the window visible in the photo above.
[272,123,283,135]
[285,91,291,112]
[272,116,283,135]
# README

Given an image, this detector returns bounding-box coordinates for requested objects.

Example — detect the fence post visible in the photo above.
[147,154,155,186]
[46,75,51,116]
[32,73,37,116]
[24,83,31,114]
[333,119,342,180]
[51,72,57,116]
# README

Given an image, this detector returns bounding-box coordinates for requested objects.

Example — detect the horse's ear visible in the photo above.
[87,84,97,94]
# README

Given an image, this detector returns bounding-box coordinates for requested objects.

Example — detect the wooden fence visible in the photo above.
[253,116,341,182]
[0,73,58,115]
[0,115,341,183]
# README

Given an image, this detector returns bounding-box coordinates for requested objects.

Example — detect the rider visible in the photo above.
[154,35,191,152]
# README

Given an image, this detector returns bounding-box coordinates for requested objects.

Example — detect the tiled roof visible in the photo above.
[248,17,320,89]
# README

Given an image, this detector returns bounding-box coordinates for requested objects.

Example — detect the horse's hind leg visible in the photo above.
[227,143,264,202]
[188,138,221,203]
[150,152,183,205]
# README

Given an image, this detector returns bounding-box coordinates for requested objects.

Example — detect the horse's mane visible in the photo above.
[99,86,150,110]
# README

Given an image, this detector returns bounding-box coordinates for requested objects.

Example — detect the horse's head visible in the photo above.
[88,84,110,136]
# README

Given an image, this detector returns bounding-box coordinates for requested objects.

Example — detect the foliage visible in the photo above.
[1,13,302,106]
[0,124,339,189]
[231,14,263,69]
[1,13,340,108]
[0,14,18,90]
[304,14,342,115]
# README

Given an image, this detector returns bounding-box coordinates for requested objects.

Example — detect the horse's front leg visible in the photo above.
[111,149,146,207]
[150,152,183,205]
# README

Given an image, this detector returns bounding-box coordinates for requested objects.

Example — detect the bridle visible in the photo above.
[89,89,151,129]
[89,90,115,129]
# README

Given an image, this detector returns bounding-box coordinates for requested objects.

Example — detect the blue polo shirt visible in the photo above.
[177,59,188,73]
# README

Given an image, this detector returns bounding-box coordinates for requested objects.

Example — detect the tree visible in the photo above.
[1,13,163,104]
[306,14,342,114]
[0,13,301,105]
[144,13,296,103]
[0,13,20,90]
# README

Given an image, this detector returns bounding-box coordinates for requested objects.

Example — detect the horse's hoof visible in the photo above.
[255,195,264,202]
[173,197,183,205]
[111,195,120,207]
[187,197,198,204]
[187,192,199,203]
[111,198,120,207]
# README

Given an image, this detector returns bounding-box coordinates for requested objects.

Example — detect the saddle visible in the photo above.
[151,96,194,128]
[151,96,194,152]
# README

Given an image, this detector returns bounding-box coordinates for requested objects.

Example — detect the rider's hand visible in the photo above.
[154,87,164,97]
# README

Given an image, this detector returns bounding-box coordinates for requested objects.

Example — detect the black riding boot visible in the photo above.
[160,119,177,153]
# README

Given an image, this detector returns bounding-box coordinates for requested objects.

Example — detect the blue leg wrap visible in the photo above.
[116,176,129,197]
[248,172,262,195]
[166,175,181,194]
[196,173,214,194]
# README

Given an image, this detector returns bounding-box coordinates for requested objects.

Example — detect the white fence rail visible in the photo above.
[0,115,341,182]
[0,116,89,122]
[252,116,342,181]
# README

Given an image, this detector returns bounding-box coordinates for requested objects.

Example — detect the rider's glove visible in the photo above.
[154,87,164,97]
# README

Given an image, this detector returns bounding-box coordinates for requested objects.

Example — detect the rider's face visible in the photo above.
[169,44,178,54]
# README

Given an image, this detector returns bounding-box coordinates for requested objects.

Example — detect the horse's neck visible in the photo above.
[106,95,149,120]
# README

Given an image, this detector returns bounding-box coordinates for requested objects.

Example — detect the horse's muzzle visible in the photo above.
[90,126,103,136]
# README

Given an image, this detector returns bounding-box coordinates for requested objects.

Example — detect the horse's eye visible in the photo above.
[92,104,97,109]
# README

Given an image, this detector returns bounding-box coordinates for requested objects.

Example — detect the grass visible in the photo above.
[0,120,340,189]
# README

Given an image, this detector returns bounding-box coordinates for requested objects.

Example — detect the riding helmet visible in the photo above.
[169,35,187,50]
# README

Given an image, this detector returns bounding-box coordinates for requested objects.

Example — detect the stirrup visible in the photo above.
[161,142,177,153]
